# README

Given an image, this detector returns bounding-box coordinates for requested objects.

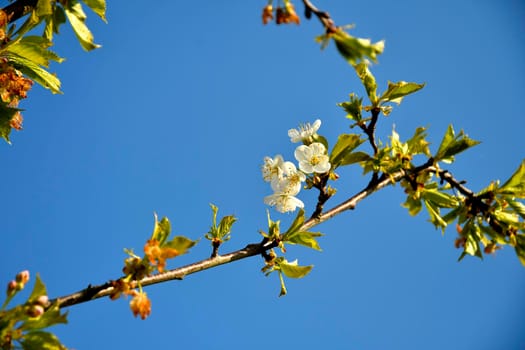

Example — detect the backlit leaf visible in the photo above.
[278,259,313,279]
[379,81,425,105]
[499,160,525,197]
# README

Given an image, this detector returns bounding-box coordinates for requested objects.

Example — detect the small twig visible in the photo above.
[363,107,380,156]
[301,0,337,33]
[310,174,331,219]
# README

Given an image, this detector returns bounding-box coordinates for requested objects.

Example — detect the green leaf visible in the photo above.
[329,133,365,168]
[421,188,459,208]
[284,209,306,236]
[379,81,425,105]
[20,331,67,350]
[36,0,53,17]
[164,236,198,255]
[64,0,101,51]
[337,93,363,122]
[514,234,525,267]
[44,6,67,41]
[330,29,384,64]
[458,221,483,261]
[340,151,370,166]
[0,102,21,143]
[283,231,323,251]
[4,52,62,93]
[151,214,171,244]
[499,160,525,197]
[423,200,447,230]
[5,36,64,67]
[28,275,47,303]
[434,125,480,163]
[82,0,107,22]
[506,198,525,220]
[402,195,423,216]
[441,205,463,224]
[354,61,378,104]
[406,127,431,156]
[278,259,313,279]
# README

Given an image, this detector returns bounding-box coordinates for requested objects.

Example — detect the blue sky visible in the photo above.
[1,1,524,349]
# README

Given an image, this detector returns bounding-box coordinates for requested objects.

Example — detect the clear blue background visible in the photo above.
[1,1,524,349]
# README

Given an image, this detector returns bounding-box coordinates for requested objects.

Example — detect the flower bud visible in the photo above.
[15,270,30,284]
[6,280,17,296]
[35,295,49,307]
[27,305,44,318]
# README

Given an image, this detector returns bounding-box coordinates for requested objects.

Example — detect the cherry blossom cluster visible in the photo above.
[262,119,331,213]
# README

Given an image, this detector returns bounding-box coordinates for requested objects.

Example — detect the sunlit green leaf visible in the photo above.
[284,230,323,251]
[402,195,423,216]
[499,160,525,197]
[340,151,370,166]
[278,259,313,279]
[164,236,198,255]
[205,204,236,242]
[491,210,520,227]
[44,6,67,41]
[406,127,431,156]
[151,214,171,244]
[284,209,306,236]
[379,81,425,105]
[337,93,363,122]
[506,198,525,220]
[3,52,61,93]
[36,0,53,17]
[330,29,384,64]
[28,275,47,303]
[422,188,459,208]
[64,0,101,51]
[434,125,480,163]
[330,133,365,168]
[424,200,447,230]
[82,0,107,22]
[354,61,377,104]
[5,36,64,67]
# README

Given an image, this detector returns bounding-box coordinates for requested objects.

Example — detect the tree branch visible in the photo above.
[2,0,37,23]
[51,162,441,310]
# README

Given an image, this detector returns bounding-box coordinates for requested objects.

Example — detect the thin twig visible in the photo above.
[301,0,337,33]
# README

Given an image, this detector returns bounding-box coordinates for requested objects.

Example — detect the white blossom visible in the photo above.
[288,119,321,143]
[294,142,331,174]
[264,193,304,213]
[262,155,285,183]
[262,155,306,213]
[270,167,305,195]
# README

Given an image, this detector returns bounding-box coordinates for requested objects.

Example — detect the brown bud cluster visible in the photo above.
[262,1,300,25]
[0,61,33,131]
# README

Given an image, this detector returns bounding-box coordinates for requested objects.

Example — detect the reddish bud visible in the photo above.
[27,305,44,318]
[15,270,29,284]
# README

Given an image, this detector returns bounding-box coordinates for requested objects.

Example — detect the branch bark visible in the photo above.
[2,0,37,23]
[51,161,445,310]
